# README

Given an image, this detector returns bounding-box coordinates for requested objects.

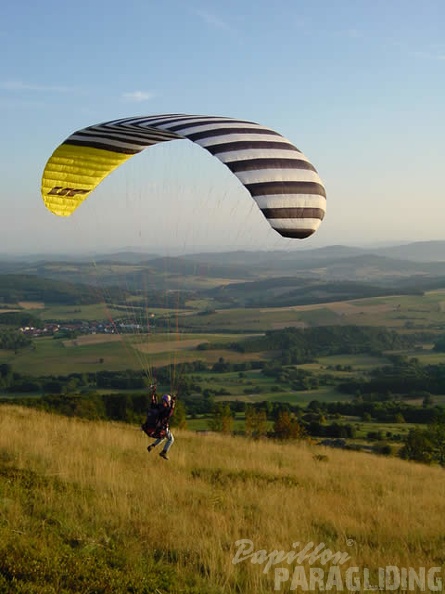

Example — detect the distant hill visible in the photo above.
[181,243,445,280]
[183,245,367,272]
[370,241,445,262]
[139,256,252,278]
[0,274,103,305]
[1,241,445,291]
[182,241,445,268]
[204,277,424,309]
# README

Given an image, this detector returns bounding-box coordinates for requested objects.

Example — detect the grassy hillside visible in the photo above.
[1,406,444,593]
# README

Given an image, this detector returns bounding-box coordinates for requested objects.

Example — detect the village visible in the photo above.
[19,319,149,338]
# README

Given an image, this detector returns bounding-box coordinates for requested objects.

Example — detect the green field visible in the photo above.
[174,290,445,333]
[18,289,445,335]
[2,289,445,405]
[40,303,128,321]
[0,332,265,376]
[300,353,389,372]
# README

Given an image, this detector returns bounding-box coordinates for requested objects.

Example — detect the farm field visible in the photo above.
[0,332,267,376]
[189,368,345,404]
[7,288,445,333]
[2,288,445,404]
[176,291,445,332]
[40,303,129,321]
[30,293,439,329]
[1,337,404,405]
[2,275,445,415]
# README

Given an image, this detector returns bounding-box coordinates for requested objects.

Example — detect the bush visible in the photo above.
[372,443,393,456]
[399,428,433,464]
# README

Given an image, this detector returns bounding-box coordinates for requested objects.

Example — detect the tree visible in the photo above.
[0,363,12,387]
[63,377,80,395]
[170,400,187,429]
[433,335,445,353]
[399,428,433,464]
[245,407,268,439]
[273,411,306,440]
[428,421,445,467]
[422,394,434,407]
[212,357,231,373]
[208,403,233,434]
[43,380,64,395]
[0,330,32,351]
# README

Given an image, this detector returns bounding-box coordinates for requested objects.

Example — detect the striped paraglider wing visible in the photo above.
[41,114,326,239]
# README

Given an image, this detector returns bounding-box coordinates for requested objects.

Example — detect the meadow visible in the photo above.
[1,405,444,593]
[2,254,445,591]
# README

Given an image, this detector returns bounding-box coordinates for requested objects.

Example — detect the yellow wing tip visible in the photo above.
[41,142,134,216]
[41,186,91,217]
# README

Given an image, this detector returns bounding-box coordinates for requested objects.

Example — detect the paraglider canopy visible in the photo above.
[41,113,326,239]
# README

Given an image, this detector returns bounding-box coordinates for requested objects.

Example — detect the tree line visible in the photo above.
[229,326,425,360]
[338,355,445,397]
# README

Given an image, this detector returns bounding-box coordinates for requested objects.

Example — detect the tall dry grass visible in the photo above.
[0,405,444,592]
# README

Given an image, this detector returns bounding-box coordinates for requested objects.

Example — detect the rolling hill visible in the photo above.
[2,241,445,312]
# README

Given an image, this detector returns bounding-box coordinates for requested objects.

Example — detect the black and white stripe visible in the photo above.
[64,114,326,239]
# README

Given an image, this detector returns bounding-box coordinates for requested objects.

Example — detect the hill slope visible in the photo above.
[1,406,444,593]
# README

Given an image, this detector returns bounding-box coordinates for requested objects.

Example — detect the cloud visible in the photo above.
[121,90,155,102]
[1,80,73,93]
[413,50,445,61]
[193,8,233,32]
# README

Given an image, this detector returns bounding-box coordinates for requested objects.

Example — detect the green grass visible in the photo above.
[40,303,123,321]
[19,290,445,336]
[315,353,389,369]
[3,289,445,401]
[400,348,445,364]
[1,338,140,375]
[352,420,421,439]
[5,335,440,404]
[176,292,445,333]
[210,383,345,405]
[0,332,265,376]
[9,286,445,333]
[186,414,248,433]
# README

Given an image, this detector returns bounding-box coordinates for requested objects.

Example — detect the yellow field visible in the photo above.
[0,301,44,312]
[0,405,444,592]
[262,300,395,316]
[17,301,45,310]
[62,334,124,347]
[62,334,211,354]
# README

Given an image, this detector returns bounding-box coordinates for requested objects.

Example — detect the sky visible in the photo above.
[1,0,444,256]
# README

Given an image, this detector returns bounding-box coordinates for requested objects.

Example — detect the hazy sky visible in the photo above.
[1,0,444,255]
